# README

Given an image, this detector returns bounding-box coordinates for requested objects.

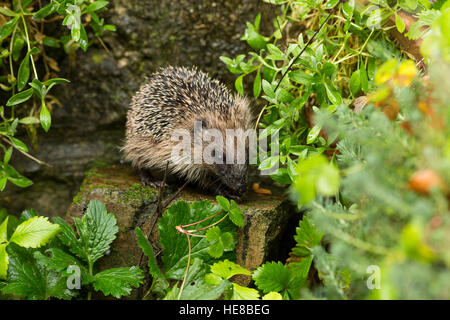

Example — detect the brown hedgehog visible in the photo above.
[123,66,254,199]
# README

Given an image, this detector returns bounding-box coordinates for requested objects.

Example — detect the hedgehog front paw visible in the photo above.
[139,169,168,189]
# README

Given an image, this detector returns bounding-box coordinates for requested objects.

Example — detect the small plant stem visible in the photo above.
[180,210,224,228]
[20,13,38,80]
[177,234,191,300]
[9,22,19,97]
[87,260,93,300]
[186,213,229,233]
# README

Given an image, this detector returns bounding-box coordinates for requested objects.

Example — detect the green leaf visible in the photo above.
[210,259,251,279]
[135,227,166,281]
[231,283,260,300]
[395,13,406,33]
[92,266,144,298]
[325,0,339,9]
[360,61,369,93]
[53,217,86,260]
[228,200,244,227]
[33,3,56,20]
[206,226,234,258]
[34,248,85,273]
[307,125,321,144]
[73,200,118,264]
[86,1,109,12]
[159,201,236,279]
[235,74,244,96]
[289,70,315,85]
[0,16,19,41]
[40,103,51,132]
[17,55,30,91]
[9,216,60,248]
[324,82,342,105]
[3,147,12,165]
[253,70,261,98]
[216,195,230,211]
[165,258,229,300]
[0,216,8,244]
[9,137,28,152]
[253,261,292,293]
[0,7,17,17]
[6,88,33,106]
[2,244,75,299]
[350,70,361,96]
[292,215,323,257]
[0,244,8,280]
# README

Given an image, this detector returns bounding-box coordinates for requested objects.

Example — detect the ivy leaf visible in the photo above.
[210,259,251,279]
[230,283,260,300]
[292,216,323,257]
[228,200,244,227]
[92,266,144,298]
[9,216,60,248]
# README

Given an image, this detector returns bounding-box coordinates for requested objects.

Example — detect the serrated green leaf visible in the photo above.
[210,259,251,279]
[92,266,144,298]
[53,217,87,261]
[228,200,244,227]
[230,283,260,300]
[253,261,292,294]
[2,243,75,299]
[9,216,60,248]
[292,216,323,257]
[216,196,230,211]
[73,200,118,264]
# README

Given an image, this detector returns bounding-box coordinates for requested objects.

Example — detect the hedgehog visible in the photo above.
[123,66,254,199]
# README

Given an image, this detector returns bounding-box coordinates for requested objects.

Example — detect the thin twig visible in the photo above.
[1,137,51,166]
[177,233,191,300]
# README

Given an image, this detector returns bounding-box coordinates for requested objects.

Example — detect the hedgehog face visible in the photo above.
[213,151,248,199]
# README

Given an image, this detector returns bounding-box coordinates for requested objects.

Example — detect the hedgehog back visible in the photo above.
[130,66,235,140]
